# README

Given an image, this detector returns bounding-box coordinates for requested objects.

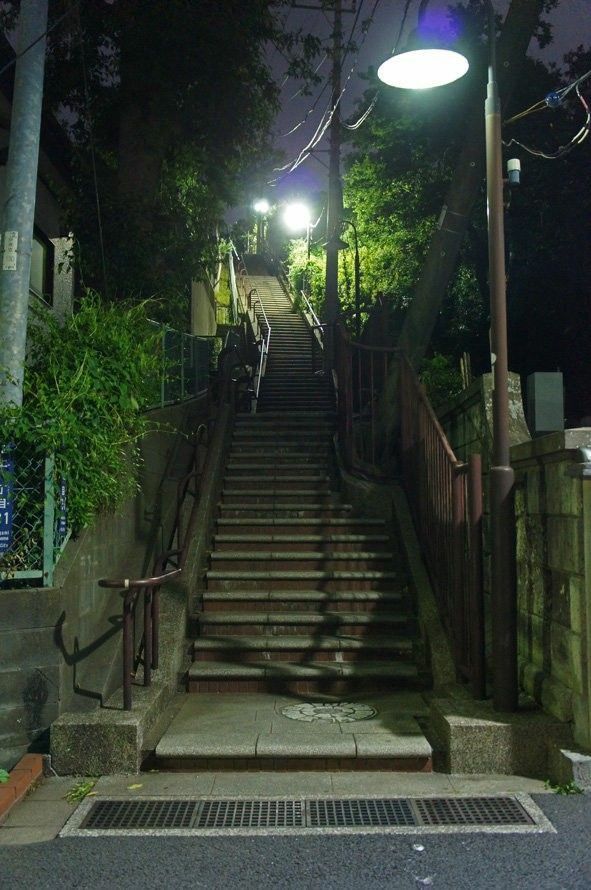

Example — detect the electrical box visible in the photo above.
[526,372,564,437]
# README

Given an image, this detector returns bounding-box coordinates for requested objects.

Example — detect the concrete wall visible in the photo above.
[512,430,591,749]
[191,277,216,336]
[438,376,591,747]
[0,397,208,771]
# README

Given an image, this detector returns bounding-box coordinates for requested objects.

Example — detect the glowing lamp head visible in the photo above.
[377,48,469,90]
[253,198,270,214]
[282,202,312,233]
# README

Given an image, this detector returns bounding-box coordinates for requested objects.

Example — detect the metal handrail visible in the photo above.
[97,419,212,710]
[245,287,271,402]
[300,289,322,330]
[398,353,485,697]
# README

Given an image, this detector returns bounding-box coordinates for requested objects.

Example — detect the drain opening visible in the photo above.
[308,798,415,828]
[82,800,196,830]
[197,800,304,829]
[80,796,536,831]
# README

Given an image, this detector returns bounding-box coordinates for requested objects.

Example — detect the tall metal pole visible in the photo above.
[324,0,343,367]
[485,0,518,711]
[0,0,49,408]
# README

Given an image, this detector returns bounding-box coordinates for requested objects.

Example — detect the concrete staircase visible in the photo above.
[155,270,432,770]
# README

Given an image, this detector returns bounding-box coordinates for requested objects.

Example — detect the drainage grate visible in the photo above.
[82,800,196,830]
[79,796,535,831]
[197,800,304,829]
[414,797,533,826]
[309,798,415,828]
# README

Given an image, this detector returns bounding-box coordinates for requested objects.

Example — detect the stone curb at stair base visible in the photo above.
[0,754,44,823]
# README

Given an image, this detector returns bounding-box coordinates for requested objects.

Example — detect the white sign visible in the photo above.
[2,231,18,271]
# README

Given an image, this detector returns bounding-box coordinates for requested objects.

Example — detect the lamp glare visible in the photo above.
[253,199,270,214]
[283,202,312,233]
[377,49,469,90]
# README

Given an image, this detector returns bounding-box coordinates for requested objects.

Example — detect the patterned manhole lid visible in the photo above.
[280,702,377,723]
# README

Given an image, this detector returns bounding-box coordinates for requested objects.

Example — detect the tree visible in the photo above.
[0,0,320,324]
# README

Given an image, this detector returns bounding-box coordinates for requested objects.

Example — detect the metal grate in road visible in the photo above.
[309,798,415,828]
[197,799,304,829]
[79,795,536,831]
[414,796,533,826]
[82,800,196,830]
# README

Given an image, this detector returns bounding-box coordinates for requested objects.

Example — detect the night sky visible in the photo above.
[265,0,591,202]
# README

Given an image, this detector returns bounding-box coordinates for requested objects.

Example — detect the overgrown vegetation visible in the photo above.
[65,778,97,803]
[0,295,161,533]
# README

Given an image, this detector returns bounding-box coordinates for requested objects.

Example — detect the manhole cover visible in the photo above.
[280,702,377,723]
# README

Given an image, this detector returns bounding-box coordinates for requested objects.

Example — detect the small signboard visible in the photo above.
[57,477,68,538]
[0,448,15,555]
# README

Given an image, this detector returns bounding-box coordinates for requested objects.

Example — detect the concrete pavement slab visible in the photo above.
[330,770,456,795]
[211,771,334,795]
[93,773,217,796]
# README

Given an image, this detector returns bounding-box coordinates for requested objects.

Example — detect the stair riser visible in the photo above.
[216,522,383,535]
[206,578,400,591]
[223,479,331,491]
[226,456,331,466]
[218,508,353,519]
[209,558,395,572]
[213,540,391,553]
[198,600,406,614]
[193,647,413,663]
[198,621,413,636]
[187,678,422,695]
[221,494,335,505]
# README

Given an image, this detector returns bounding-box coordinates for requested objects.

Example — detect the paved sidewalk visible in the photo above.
[0,770,549,846]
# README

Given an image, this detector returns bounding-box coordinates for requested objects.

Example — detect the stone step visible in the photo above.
[193,634,414,661]
[206,569,402,591]
[225,454,331,466]
[233,429,332,439]
[216,518,385,530]
[218,505,355,519]
[200,589,408,612]
[213,534,390,552]
[235,411,334,421]
[221,491,335,505]
[210,551,394,572]
[222,475,332,490]
[196,610,414,636]
[186,659,421,694]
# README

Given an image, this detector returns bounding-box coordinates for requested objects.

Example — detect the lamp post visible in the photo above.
[378,1,517,711]
[253,198,270,255]
[341,219,361,340]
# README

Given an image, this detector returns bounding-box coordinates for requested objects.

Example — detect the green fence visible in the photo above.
[0,448,70,589]
[152,325,215,408]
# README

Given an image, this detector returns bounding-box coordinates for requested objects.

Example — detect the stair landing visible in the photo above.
[154,691,433,771]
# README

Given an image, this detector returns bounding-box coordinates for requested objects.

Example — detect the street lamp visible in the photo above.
[282,201,313,258]
[338,220,362,340]
[378,2,517,712]
[253,198,270,254]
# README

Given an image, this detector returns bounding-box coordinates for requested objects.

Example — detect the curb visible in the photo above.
[0,754,45,824]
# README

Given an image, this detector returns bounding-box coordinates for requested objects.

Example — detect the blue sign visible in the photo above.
[57,477,68,538]
[0,449,14,555]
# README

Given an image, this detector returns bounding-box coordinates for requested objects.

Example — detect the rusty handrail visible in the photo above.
[97,403,220,710]
[398,352,485,694]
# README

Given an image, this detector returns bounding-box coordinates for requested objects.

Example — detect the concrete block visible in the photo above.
[430,697,572,778]
[545,465,582,517]
[547,516,583,574]
[547,748,591,789]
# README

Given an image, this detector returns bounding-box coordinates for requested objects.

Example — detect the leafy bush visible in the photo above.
[0,294,162,531]
[419,354,464,407]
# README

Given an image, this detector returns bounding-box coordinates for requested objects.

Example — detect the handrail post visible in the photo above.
[468,453,486,698]
[452,466,465,674]
[143,587,152,687]
[152,586,160,671]
[123,592,134,711]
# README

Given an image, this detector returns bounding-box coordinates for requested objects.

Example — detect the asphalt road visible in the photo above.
[0,794,589,889]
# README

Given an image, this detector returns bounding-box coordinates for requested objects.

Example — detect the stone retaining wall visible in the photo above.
[0,398,207,771]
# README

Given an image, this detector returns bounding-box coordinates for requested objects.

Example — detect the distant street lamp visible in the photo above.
[253,198,270,254]
[378,1,517,712]
[282,201,313,258]
[341,219,362,340]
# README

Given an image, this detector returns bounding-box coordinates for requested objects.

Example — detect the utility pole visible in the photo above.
[291,1,354,365]
[0,0,49,407]
[324,0,343,367]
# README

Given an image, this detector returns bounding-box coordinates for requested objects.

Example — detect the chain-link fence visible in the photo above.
[0,447,70,589]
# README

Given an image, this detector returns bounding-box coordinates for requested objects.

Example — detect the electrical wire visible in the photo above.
[504,84,590,160]
[504,68,591,126]
[0,0,83,80]
[343,0,411,131]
